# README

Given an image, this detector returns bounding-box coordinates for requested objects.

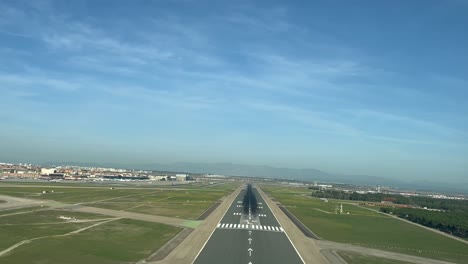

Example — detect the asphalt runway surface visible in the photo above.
[193,185,304,264]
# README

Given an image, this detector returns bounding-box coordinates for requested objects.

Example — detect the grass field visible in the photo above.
[0,181,236,263]
[92,188,229,219]
[0,218,181,264]
[262,185,468,264]
[337,251,412,264]
[0,206,48,216]
[0,210,109,252]
[0,182,238,219]
[0,186,153,203]
[0,209,109,224]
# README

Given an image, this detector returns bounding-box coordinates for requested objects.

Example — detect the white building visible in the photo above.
[175,174,188,182]
[41,168,56,175]
[149,175,167,181]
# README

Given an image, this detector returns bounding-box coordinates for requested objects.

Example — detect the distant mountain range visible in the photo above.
[42,161,468,194]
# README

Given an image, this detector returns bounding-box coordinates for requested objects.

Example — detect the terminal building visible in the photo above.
[41,168,56,175]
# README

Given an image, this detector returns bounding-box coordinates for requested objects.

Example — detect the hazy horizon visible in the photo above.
[1,1,467,184]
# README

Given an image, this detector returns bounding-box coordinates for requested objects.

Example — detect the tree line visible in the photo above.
[311,190,410,204]
[380,207,468,238]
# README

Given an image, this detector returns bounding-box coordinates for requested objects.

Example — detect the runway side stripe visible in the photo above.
[217,223,220,228]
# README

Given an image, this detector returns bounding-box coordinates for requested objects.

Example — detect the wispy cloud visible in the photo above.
[353,109,466,137]
[97,85,217,110]
[246,100,360,136]
[1,0,467,181]
[223,10,292,33]
[0,73,80,92]
[42,22,174,61]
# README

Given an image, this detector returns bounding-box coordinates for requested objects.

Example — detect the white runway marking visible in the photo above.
[216,223,284,232]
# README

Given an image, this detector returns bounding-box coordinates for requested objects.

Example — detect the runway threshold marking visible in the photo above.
[216,223,283,232]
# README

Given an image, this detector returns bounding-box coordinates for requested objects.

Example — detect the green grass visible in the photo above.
[0,210,112,251]
[0,206,46,216]
[338,251,412,264]
[0,186,152,203]
[0,219,181,264]
[0,209,109,224]
[0,183,238,219]
[0,221,91,252]
[262,185,468,264]
[92,189,228,219]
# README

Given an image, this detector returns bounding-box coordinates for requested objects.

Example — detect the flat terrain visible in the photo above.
[0,210,114,256]
[0,181,238,264]
[0,206,46,216]
[338,251,413,264]
[262,185,468,264]
[0,182,236,219]
[0,218,181,264]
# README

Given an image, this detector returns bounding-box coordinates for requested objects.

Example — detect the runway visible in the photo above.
[193,185,304,264]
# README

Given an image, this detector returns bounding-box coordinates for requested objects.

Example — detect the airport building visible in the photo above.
[41,168,56,175]
[176,174,188,182]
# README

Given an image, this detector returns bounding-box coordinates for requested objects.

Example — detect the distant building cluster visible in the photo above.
[0,162,195,183]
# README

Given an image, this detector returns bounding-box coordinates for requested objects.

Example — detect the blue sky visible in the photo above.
[0,0,467,183]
